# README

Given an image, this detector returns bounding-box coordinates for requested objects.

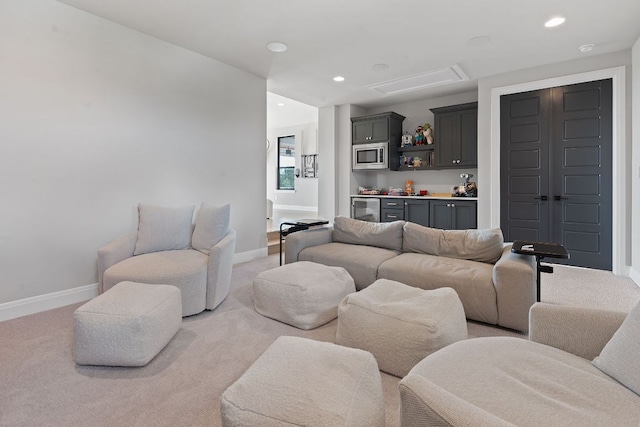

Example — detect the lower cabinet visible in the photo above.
[381,199,405,222]
[429,200,477,230]
[404,199,429,227]
[379,198,476,230]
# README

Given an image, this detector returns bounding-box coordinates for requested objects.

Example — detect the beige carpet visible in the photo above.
[0,255,638,427]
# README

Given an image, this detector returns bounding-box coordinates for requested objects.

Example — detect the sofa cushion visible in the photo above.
[378,253,498,325]
[299,242,399,290]
[403,222,504,263]
[592,300,640,395]
[191,202,230,255]
[399,337,640,426]
[134,204,195,255]
[332,216,404,252]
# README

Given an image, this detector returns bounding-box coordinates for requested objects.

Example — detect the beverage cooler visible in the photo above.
[351,197,380,222]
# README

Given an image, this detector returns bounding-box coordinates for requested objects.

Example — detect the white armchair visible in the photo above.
[97,203,236,316]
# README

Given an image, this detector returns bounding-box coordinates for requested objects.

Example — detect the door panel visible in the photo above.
[500,89,551,243]
[551,79,612,270]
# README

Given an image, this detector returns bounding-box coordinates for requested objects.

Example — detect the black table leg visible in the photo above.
[535,255,555,302]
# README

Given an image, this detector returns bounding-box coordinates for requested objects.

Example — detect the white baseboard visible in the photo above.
[630,267,640,288]
[273,205,318,212]
[0,283,99,323]
[0,248,270,323]
[233,247,268,264]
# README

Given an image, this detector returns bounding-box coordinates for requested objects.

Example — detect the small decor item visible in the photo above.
[405,180,414,195]
[412,157,422,167]
[402,155,414,167]
[401,132,413,147]
[302,154,317,178]
[414,126,424,145]
[452,173,478,197]
[423,123,434,145]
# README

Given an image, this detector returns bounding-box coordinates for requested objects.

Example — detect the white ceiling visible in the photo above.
[58,0,640,111]
[267,92,318,130]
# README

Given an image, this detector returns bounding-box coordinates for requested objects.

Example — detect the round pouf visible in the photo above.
[253,261,355,330]
[220,336,385,427]
[74,281,182,367]
[336,278,468,377]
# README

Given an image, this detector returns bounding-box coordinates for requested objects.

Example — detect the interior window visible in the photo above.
[278,135,295,190]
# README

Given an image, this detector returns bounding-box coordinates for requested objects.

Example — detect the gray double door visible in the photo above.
[500,79,612,270]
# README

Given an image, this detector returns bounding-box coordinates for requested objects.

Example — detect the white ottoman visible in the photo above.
[336,279,468,377]
[220,336,385,427]
[74,281,182,367]
[253,261,355,330]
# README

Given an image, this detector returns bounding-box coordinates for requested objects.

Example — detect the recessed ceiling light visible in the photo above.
[266,42,287,53]
[544,17,565,27]
[277,102,285,107]
[333,76,345,82]
[466,36,491,47]
[578,43,595,53]
[372,63,389,71]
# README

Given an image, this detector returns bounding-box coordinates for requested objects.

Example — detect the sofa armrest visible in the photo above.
[284,227,333,264]
[529,302,627,360]
[97,231,137,294]
[492,243,536,332]
[399,374,514,427]
[206,228,236,310]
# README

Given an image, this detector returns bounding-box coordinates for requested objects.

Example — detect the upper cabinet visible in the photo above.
[430,102,478,168]
[351,112,405,144]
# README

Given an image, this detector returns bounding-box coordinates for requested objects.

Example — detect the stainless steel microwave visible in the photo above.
[352,142,388,170]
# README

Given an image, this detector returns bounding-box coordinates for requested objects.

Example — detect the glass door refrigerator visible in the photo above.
[351,197,380,222]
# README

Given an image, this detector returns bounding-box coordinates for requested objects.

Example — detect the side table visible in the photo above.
[279,219,329,265]
[511,241,569,302]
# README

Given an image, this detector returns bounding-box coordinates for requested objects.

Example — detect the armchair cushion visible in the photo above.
[593,300,640,395]
[134,204,195,255]
[192,203,230,255]
[402,223,504,263]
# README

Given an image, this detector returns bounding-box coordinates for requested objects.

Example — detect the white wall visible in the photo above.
[0,0,267,305]
[267,122,318,210]
[317,106,338,220]
[366,91,478,195]
[632,37,640,283]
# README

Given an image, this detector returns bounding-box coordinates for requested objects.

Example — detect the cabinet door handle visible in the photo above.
[451,204,456,208]
[388,215,398,219]
[554,195,568,201]
[387,202,397,206]
[446,203,451,207]
[452,160,456,164]
[534,196,548,201]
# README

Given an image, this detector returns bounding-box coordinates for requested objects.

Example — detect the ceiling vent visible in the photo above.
[367,64,469,96]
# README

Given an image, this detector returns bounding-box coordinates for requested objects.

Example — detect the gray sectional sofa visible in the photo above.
[285,216,536,332]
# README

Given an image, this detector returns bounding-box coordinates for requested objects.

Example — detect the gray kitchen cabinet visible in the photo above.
[429,200,477,230]
[430,102,478,168]
[404,199,429,227]
[380,198,404,222]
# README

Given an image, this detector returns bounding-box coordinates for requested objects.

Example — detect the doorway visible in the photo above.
[500,79,613,270]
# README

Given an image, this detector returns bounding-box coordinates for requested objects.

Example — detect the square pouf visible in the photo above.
[253,261,356,330]
[74,281,182,367]
[336,279,468,377]
[220,336,385,427]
